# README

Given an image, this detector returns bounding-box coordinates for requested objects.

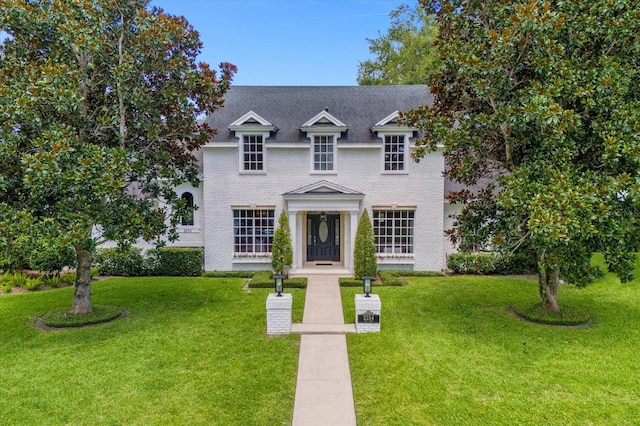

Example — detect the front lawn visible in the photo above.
[345,268,640,424]
[0,277,304,425]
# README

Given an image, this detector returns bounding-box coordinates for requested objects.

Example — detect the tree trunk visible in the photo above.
[538,253,560,313]
[72,245,93,314]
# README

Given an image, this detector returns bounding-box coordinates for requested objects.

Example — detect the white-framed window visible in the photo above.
[233,209,275,254]
[373,210,414,254]
[313,135,335,171]
[180,192,194,226]
[384,135,406,171]
[242,134,264,171]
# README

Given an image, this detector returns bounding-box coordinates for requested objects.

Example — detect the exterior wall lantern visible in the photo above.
[363,276,372,297]
[274,274,284,297]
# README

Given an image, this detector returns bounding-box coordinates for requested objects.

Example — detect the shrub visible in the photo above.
[10,272,27,288]
[378,271,406,286]
[27,242,76,275]
[42,275,62,288]
[202,271,258,278]
[247,270,307,289]
[447,252,500,274]
[61,271,76,284]
[0,271,13,293]
[271,211,293,277]
[494,250,538,275]
[339,277,363,287]
[23,276,43,291]
[339,270,444,287]
[354,209,377,280]
[95,247,149,276]
[147,247,203,276]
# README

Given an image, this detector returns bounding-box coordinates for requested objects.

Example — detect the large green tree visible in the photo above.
[404,0,640,311]
[0,0,235,313]
[357,3,439,85]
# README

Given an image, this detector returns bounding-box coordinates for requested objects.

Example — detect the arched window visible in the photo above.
[181,192,194,226]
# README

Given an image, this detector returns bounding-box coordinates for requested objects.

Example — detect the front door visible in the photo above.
[307,213,340,262]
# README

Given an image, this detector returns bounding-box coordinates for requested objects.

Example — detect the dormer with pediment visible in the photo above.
[229,111,277,173]
[371,111,418,173]
[300,110,348,174]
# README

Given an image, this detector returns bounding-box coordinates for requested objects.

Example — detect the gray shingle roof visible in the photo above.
[205,85,433,143]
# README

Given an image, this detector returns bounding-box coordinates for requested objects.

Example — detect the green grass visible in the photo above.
[0,277,305,425]
[344,266,640,425]
[512,301,592,326]
[40,305,125,327]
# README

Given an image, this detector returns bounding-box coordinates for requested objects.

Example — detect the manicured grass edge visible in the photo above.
[511,301,592,326]
[39,305,125,328]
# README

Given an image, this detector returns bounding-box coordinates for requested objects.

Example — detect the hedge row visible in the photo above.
[339,270,444,287]
[247,270,307,289]
[95,247,203,277]
[201,270,307,288]
[447,251,537,275]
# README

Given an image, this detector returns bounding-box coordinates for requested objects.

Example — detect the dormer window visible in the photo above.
[371,111,417,174]
[301,109,347,174]
[313,135,335,171]
[243,134,264,171]
[229,111,276,173]
[384,135,406,171]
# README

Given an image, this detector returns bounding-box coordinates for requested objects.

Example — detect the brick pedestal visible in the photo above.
[355,294,381,333]
[266,293,292,335]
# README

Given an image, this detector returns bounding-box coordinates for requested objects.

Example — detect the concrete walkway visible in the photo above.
[291,274,357,426]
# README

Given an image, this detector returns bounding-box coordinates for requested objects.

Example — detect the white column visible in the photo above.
[347,210,359,273]
[288,211,299,272]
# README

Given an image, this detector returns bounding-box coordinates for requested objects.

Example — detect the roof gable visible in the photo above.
[283,180,363,196]
[371,110,417,133]
[301,110,347,128]
[229,110,276,132]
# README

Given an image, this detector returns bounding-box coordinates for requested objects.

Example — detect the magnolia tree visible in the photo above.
[404,0,640,312]
[0,0,235,313]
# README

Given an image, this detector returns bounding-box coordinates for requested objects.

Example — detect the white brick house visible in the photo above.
[170,85,456,273]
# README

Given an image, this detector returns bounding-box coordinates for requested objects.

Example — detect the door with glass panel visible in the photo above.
[307,213,340,262]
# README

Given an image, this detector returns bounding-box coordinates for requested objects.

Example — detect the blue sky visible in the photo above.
[151,0,410,86]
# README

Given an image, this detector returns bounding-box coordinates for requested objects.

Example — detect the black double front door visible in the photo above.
[307,213,340,262]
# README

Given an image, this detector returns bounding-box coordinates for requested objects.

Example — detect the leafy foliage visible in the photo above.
[96,246,203,276]
[271,211,293,277]
[202,270,259,278]
[247,270,307,289]
[0,271,13,293]
[358,3,439,85]
[147,247,203,276]
[95,247,149,277]
[22,277,43,291]
[353,209,377,280]
[405,0,640,311]
[0,0,234,313]
[41,275,62,288]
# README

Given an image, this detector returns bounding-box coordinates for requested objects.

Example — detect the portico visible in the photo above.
[283,181,363,273]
